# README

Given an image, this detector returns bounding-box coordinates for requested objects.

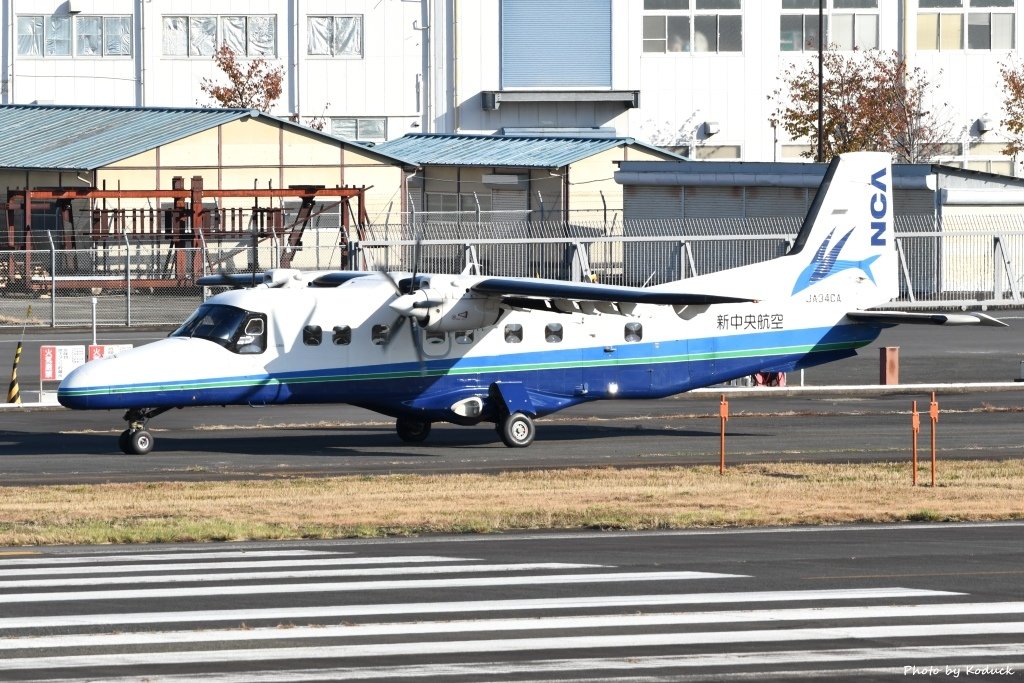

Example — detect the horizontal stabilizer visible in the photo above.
[472,277,754,306]
[846,311,1008,327]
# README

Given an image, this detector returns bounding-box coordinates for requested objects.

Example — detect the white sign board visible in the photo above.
[39,345,86,381]
[87,344,133,361]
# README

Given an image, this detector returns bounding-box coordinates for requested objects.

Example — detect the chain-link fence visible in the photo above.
[3,215,1024,327]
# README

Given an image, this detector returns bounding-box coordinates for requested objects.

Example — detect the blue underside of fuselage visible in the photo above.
[58,324,882,421]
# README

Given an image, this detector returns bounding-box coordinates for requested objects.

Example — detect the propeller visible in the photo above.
[375,229,427,374]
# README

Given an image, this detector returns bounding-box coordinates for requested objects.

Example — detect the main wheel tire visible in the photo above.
[396,418,431,443]
[499,412,535,448]
[118,429,133,454]
[128,430,154,455]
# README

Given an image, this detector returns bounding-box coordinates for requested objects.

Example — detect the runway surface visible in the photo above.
[1,524,1022,681]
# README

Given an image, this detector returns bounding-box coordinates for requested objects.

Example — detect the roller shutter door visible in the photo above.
[501,0,611,88]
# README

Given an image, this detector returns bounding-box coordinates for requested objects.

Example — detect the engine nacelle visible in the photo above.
[419,291,501,332]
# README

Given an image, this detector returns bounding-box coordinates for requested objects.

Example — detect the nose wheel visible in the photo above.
[119,429,154,455]
[118,407,168,455]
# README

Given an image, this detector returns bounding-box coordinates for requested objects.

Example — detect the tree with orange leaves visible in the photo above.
[998,59,1024,156]
[199,44,283,112]
[771,49,954,163]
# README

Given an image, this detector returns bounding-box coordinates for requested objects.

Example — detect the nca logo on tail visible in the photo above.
[870,167,888,246]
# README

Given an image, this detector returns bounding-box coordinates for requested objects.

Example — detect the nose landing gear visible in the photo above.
[119,407,169,455]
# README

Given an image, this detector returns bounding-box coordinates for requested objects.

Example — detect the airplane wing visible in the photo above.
[846,310,1008,327]
[470,277,755,310]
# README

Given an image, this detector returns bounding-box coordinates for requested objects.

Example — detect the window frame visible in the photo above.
[330,117,387,142]
[642,0,743,55]
[779,0,880,52]
[917,0,1016,51]
[162,14,278,58]
[307,15,364,58]
[16,13,133,58]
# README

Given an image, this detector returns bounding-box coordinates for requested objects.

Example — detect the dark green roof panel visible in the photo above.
[0,104,409,170]
[376,133,684,169]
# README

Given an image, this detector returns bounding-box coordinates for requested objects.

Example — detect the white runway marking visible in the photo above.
[0,571,744,603]
[4,601,1024,650]
[4,622,1024,670]
[0,587,955,630]
[19,646,1024,683]
[0,562,601,588]
[0,550,344,565]
[0,555,472,577]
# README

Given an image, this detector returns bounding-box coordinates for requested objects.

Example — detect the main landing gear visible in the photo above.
[119,407,169,455]
[393,412,536,448]
[396,417,431,443]
[497,411,535,448]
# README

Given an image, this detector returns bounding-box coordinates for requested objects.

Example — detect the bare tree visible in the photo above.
[199,45,284,112]
[771,49,953,162]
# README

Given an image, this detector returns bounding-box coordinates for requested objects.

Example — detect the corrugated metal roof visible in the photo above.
[375,133,684,168]
[0,104,411,170]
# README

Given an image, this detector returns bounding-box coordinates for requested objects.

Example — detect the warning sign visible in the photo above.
[39,345,86,381]
[87,344,133,361]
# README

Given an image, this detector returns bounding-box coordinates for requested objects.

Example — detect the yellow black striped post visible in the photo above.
[6,341,21,404]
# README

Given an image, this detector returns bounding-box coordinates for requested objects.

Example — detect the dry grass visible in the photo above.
[1,460,1023,546]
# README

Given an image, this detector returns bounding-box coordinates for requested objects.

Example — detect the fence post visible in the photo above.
[911,400,920,486]
[719,395,729,474]
[47,231,56,327]
[124,233,132,327]
[929,392,939,487]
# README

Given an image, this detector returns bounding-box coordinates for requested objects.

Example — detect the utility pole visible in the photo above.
[817,0,825,162]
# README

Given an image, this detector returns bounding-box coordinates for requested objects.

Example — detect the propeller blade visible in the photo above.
[409,317,427,375]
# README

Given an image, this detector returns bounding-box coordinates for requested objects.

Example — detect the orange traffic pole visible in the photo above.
[719,395,729,475]
[929,392,939,487]
[911,400,920,487]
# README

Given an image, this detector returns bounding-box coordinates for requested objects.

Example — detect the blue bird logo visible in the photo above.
[792,228,880,295]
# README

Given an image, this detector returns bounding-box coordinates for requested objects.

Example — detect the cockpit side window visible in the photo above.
[171,304,266,355]
[234,314,267,354]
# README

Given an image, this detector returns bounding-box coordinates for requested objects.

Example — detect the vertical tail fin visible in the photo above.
[787,152,896,308]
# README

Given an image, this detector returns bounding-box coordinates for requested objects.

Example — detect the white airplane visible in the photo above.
[58,152,1004,455]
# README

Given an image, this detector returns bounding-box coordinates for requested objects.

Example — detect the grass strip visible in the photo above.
[1,460,1023,546]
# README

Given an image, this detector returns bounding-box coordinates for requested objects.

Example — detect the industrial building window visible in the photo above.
[918,0,1015,51]
[330,117,386,142]
[163,16,276,57]
[307,16,362,57]
[643,0,742,54]
[694,145,742,160]
[16,16,71,56]
[779,0,878,51]
[75,16,132,56]
[220,16,276,56]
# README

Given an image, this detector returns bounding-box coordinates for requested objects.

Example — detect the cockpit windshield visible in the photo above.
[171,304,261,352]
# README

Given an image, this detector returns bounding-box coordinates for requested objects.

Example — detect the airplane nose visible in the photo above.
[57,359,110,409]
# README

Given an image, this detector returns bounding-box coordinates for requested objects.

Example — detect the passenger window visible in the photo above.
[624,322,643,342]
[504,324,523,343]
[372,324,390,345]
[455,330,474,345]
[545,323,563,343]
[303,325,322,346]
[332,325,351,345]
